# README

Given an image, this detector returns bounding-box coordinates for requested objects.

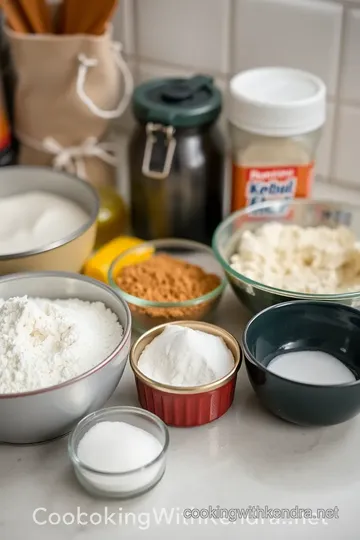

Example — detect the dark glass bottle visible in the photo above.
[129,75,225,245]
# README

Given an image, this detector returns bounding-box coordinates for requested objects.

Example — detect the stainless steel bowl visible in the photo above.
[213,199,360,314]
[0,272,131,444]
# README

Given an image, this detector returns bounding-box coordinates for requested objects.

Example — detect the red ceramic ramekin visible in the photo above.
[130,321,242,427]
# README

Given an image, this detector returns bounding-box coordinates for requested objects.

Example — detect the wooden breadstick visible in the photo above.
[0,0,32,33]
[60,0,118,35]
[58,0,84,34]
[18,0,52,33]
[47,0,62,33]
[88,0,118,35]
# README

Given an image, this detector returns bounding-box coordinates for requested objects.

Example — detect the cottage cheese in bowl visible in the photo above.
[230,222,360,294]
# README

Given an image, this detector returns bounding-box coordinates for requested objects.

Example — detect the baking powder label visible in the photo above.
[231,163,314,215]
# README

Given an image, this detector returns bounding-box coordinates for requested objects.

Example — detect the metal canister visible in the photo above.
[129,75,225,245]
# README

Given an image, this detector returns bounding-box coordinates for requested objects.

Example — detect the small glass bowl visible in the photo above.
[108,238,227,333]
[68,406,169,499]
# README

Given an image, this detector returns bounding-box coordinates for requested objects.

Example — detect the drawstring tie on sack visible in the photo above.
[43,136,118,178]
[15,132,118,180]
[76,41,133,119]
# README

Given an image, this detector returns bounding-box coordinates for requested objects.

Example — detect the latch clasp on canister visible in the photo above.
[142,122,176,180]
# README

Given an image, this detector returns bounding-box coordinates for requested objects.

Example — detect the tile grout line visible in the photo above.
[132,0,140,60]
[324,176,360,191]
[126,54,230,81]
[131,0,140,84]
[335,0,360,7]
[328,4,349,184]
[316,174,358,192]
[227,0,236,77]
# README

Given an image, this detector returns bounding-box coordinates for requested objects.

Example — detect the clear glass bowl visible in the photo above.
[68,406,169,499]
[212,199,360,314]
[108,238,226,333]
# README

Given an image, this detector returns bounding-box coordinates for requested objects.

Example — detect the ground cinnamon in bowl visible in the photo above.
[115,254,222,322]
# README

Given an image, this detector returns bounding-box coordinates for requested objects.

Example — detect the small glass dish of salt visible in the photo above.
[68,406,169,499]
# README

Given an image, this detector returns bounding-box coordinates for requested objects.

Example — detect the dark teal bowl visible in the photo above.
[242,301,360,426]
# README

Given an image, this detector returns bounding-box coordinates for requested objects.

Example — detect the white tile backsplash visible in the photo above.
[112,0,135,56]
[135,0,231,74]
[232,0,343,97]
[115,60,138,133]
[334,106,360,186]
[115,0,360,189]
[137,62,193,84]
[340,9,360,103]
[316,103,336,179]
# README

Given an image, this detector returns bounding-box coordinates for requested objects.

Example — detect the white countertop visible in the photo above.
[0,284,359,540]
[1,179,360,540]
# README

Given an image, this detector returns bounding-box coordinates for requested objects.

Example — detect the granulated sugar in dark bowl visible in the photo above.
[108,239,226,333]
[130,321,242,427]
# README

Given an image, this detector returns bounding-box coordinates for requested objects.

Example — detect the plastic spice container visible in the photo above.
[228,67,326,213]
[129,75,225,245]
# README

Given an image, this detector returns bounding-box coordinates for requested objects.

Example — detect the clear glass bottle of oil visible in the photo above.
[95,186,128,250]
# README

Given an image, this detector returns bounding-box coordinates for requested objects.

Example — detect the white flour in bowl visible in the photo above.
[0,191,89,255]
[138,324,234,387]
[0,296,123,394]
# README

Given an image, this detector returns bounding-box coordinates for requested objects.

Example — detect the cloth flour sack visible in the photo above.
[6,25,132,188]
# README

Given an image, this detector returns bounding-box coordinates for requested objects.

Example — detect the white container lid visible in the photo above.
[229,67,326,137]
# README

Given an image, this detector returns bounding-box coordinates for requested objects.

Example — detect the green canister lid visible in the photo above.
[132,75,222,128]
